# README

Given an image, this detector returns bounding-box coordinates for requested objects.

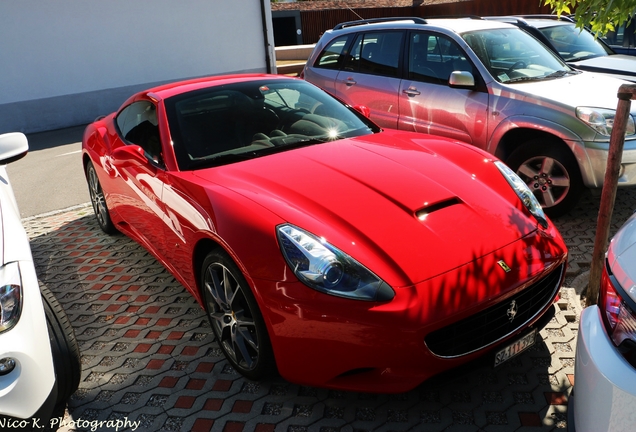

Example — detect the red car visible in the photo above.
[82,74,567,393]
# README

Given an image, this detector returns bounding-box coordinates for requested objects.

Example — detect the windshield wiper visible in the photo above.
[505,76,541,83]
[542,70,581,80]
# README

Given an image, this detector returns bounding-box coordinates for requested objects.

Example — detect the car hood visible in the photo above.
[509,71,634,111]
[608,211,636,300]
[569,55,636,82]
[0,166,30,265]
[195,132,543,285]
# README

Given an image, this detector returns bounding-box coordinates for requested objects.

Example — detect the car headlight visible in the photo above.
[277,224,394,301]
[495,161,549,229]
[0,262,23,333]
[576,107,636,137]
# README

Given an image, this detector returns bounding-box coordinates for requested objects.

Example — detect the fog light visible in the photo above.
[0,357,16,376]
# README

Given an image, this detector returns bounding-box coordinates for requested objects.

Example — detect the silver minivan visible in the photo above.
[303,17,636,216]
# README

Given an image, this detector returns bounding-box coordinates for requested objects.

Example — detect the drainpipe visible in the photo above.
[260,0,275,74]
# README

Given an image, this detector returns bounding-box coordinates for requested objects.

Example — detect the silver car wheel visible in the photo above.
[516,156,570,208]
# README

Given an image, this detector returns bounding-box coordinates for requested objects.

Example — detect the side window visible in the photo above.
[314,35,351,70]
[344,31,403,77]
[116,101,163,166]
[409,32,473,84]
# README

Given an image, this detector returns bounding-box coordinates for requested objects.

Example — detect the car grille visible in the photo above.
[424,263,564,358]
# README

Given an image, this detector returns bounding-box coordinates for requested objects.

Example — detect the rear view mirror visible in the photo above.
[0,132,28,164]
[449,71,475,88]
[112,145,148,167]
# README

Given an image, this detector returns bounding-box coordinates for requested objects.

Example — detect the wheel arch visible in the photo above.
[490,118,595,186]
[193,237,225,300]
[489,116,580,157]
[192,236,261,304]
[494,127,572,162]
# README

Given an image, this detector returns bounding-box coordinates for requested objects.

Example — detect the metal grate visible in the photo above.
[425,263,564,358]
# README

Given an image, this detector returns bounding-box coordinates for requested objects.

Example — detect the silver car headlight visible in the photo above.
[495,161,549,229]
[0,262,23,333]
[576,107,636,137]
[277,224,394,301]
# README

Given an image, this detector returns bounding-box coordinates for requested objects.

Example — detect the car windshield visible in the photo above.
[165,79,377,170]
[539,23,611,61]
[462,27,574,84]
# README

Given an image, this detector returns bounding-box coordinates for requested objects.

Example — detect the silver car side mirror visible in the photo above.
[449,71,475,88]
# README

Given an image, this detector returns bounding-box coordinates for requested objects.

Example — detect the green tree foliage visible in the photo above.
[544,0,636,35]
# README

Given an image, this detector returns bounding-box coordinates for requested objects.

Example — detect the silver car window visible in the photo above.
[344,31,403,77]
[463,28,570,83]
[409,32,473,84]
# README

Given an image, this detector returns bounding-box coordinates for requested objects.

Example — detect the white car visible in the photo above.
[571,212,636,431]
[0,133,80,429]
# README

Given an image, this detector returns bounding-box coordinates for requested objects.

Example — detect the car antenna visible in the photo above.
[345,4,364,20]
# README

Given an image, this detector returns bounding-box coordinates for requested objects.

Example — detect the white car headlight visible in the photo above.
[277,224,394,301]
[495,161,549,229]
[0,262,23,333]
[576,107,636,137]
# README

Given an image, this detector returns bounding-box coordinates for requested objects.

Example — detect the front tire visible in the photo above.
[201,250,275,380]
[41,284,81,415]
[506,139,583,218]
[86,161,117,234]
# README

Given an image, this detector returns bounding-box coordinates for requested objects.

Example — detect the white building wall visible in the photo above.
[0,0,275,133]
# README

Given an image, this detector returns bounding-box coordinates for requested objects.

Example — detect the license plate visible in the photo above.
[494,329,537,367]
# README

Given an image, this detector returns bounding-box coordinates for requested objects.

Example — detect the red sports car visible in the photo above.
[82,74,567,393]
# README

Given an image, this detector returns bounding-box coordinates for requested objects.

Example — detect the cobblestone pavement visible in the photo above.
[23,187,636,432]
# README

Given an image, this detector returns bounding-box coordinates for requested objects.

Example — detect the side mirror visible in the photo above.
[449,71,475,88]
[112,145,148,167]
[0,132,28,164]
[353,105,371,118]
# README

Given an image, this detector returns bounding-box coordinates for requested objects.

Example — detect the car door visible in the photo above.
[398,31,489,147]
[303,34,353,96]
[110,100,169,256]
[334,30,405,129]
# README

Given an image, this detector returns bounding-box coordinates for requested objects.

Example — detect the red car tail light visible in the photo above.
[599,261,636,367]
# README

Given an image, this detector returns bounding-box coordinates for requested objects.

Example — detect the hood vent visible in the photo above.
[415,197,462,220]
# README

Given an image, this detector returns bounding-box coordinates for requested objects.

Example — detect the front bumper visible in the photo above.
[580,139,636,188]
[256,225,567,393]
[571,305,636,432]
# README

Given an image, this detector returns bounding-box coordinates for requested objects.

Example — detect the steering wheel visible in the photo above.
[507,60,527,75]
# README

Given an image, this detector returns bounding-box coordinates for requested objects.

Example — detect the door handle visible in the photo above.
[344,77,357,86]
[403,87,421,96]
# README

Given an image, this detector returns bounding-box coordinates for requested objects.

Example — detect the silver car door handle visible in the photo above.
[344,77,357,86]
[403,87,421,96]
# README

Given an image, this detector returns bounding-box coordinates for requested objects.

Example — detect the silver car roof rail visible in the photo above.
[485,15,575,26]
[333,17,427,30]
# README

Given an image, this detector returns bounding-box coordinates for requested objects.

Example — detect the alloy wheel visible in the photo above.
[204,262,260,372]
[516,156,570,208]
[87,165,110,229]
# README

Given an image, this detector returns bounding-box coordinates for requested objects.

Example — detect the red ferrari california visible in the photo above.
[82,74,567,393]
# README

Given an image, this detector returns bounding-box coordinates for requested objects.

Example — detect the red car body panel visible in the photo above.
[81,74,567,392]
